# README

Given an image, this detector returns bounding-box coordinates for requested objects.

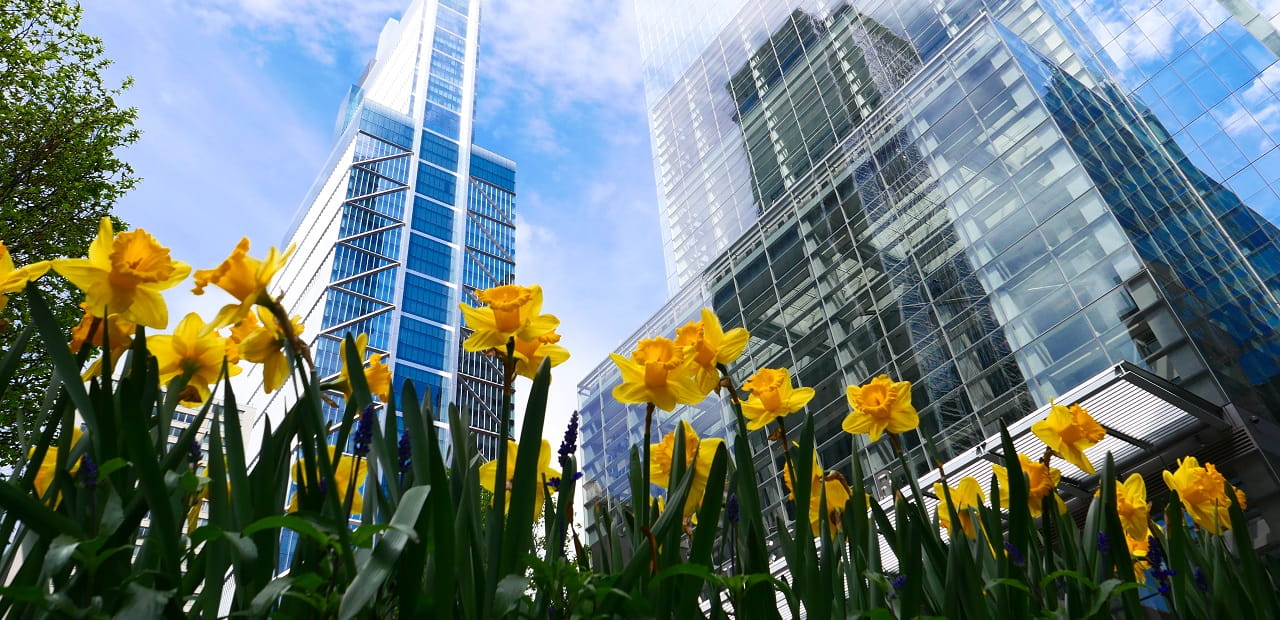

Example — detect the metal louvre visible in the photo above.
[869,361,1234,569]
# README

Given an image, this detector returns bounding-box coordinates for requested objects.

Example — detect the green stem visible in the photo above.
[641,402,655,527]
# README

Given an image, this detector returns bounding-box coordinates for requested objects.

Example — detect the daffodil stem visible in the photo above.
[641,402,655,527]
[268,295,313,375]
[776,421,799,511]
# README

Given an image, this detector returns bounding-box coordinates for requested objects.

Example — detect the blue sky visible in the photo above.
[79,0,668,443]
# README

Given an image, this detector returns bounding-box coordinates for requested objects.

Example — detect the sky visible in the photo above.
[77,0,669,446]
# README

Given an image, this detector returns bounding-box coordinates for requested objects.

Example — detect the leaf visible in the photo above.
[1085,579,1141,616]
[22,286,95,434]
[494,574,529,617]
[338,485,430,619]
[0,481,84,539]
[243,515,334,549]
[117,583,173,618]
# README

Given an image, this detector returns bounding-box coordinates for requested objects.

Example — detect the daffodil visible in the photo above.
[459,284,559,352]
[650,420,699,489]
[842,375,918,442]
[289,446,369,515]
[325,333,391,402]
[1031,402,1105,474]
[70,304,136,379]
[1162,457,1241,534]
[0,241,51,313]
[781,446,820,502]
[239,306,304,394]
[610,337,703,411]
[650,421,724,516]
[149,313,241,405]
[935,477,985,538]
[740,367,814,430]
[478,439,560,515]
[1116,473,1150,541]
[781,447,853,533]
[512,329,570,379]
[673,308,750,395]
[992,453,1066,517]
[224,312,261,364]
[1125,533,1150,578]
[192,238,293,330]
[29,426,84,507]
[51,218,190,328]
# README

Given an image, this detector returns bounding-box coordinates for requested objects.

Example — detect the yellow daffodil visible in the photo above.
[781,446,819,501]
[289,446,369,515]
[935,477,985,539]
[0,241,51,313]
[192,238,293,330]
[459,284,559,352]
[51,218,190,328]
[70,303,136,379]
[478,439,560,515]
[512,329,570,379]
[651,421,699,489]
[842,375,918,442]
[1162,457,1242,534]
[1116,473,1150,541]
[224,312,261,364]
[1031,402,1105,474]
[673,308,750,395]
[992,453,1066,517]
[186,463,233,532]
[740,367,814,430]
[29,427,84,507]
[1125,533,1150,578]
[326,333,391,402]
[650,421,724,516]
[781,447,853,533]
[239,307,304,394]
[610,337,703,411]
[149,313,241,405]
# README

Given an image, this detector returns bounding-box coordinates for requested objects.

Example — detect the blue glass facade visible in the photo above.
[580,0,1280,549]
[258,0,520,568]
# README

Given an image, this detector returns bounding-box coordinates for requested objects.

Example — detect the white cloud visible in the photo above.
[479,0,643,108]
[183,0,407,64]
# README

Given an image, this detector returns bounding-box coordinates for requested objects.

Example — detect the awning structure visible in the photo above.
[872,361,1238,568]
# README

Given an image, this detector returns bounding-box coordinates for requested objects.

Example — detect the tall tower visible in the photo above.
[579,0,1280,553]
[243,0,516,460]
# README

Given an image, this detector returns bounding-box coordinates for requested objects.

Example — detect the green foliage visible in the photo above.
[1,282,1278,618]
[0,0,139,467]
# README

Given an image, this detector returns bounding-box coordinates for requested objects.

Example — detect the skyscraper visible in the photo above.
[243,0,516,461]
[579,0,1280,551]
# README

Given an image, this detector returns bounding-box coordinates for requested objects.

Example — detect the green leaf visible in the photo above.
[501,356,551,576]
[0,481,84,539]
[0,324,32,403]
[493,574,529,617]
[243,515,334,549]
[23,285,95,434]
[338,485,431,619]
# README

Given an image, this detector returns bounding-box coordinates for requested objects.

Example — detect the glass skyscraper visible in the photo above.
[579,0,1280,550]
[243,0,516,461]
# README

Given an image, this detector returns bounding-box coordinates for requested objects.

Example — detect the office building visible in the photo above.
[579,0,1280,553]
[242,0,517,461]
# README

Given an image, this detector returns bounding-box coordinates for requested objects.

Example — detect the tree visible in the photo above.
[0,0,138,466]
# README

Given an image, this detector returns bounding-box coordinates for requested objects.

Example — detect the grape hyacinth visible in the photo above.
[1004,540,1026,568]
[558,410,579,471]
[726,493,740,524]
[79,451,98,491]
[397,429,412,473]
[189,439,202,466]
[352,404,375,457]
